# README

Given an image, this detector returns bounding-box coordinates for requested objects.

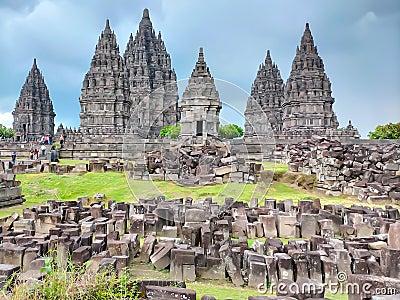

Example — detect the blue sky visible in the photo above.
[0,0,399,138]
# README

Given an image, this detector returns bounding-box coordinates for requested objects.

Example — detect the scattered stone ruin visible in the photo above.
[0,161,25,208]
[0,194,399,299]
[137,137,264,185]
[283,136,400,204]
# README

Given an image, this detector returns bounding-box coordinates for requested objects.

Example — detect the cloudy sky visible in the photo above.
[0,0,399,138]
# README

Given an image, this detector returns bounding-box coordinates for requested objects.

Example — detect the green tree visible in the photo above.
[0,124,14,139]
[368,122,400,139]
[160,124,180,138]
[219,124,244,139]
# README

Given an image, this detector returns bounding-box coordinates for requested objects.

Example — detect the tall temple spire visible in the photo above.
[180,48,221,137]
[282,22,339,134]
[124,8,178,137]
[244,50,284,135]
[12,58,56,141]
[79,19,130,133]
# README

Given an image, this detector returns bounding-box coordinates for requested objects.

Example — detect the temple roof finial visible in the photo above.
[143,8,149,18]
[198,47,204,62]
[33,58,37,68]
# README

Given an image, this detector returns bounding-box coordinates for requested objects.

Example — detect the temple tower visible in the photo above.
[12,58,56,141]
[180,48,222,137]
[79,20,130,133]
[282,23,339,133]
[244,50,284,136]
[124,8,179,137]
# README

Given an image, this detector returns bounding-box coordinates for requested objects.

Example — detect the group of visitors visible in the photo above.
[39,135,53,145]
[29,148,40,160]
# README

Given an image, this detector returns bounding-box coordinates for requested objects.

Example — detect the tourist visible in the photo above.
[29,149,34,160]
[41,144,46,157]
[11,151,16,165]
[60,134,65,147]
[34,148,39,160]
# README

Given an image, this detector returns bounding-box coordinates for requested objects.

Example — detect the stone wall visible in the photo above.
[283,136,400,204]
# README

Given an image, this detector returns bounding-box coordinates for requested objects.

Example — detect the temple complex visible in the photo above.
[12,59,56,141]
[180,48,221,138]
[79,20,130,134]
[124,8,179,137]
[245,23,360,140]
[7,12,363,161]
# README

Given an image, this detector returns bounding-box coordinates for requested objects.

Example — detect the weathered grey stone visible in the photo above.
[150,241,174,269]
[277,215,296,238]
[388,222,400,249]
[260,215,277,238]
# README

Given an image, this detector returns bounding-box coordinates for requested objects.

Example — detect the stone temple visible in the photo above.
[245,23,360,140]
[79,20,130,134]
[12,59,56,141]
[244,50,284,137]
[124,8,179,138]
[180,48,222,138]
[79,9,178,137]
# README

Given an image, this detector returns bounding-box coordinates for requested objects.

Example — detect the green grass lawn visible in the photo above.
[57,159,89,166]
[2,162,396,218]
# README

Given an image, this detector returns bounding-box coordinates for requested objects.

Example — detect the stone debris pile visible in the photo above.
[2,159,125,175]
[283,137,400,204]
[0,195,399,299]
[0,161,25,208]
[133,138,264,185]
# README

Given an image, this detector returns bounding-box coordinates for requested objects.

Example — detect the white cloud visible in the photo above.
[0,112,13,127]
[357,11,378,28]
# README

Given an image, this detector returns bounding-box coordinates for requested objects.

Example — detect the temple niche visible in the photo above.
[179,48,222,138]
[12,59,56,141]
[124,8,179,137]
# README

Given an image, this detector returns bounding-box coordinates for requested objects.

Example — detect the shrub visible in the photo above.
[3,252,139,300]
[368,122,400,139]
[160,124,180,138]
[219,124,244,139]
[0,124,14,139]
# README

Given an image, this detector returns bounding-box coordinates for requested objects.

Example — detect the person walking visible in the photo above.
[41,144,46,157]
[11,151,16,165]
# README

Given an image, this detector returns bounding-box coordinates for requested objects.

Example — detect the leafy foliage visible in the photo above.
[0,124,14,138]
[160,124,180,138]
[219,124,244,139]
[368,122,400,139]
[4,251,139,300]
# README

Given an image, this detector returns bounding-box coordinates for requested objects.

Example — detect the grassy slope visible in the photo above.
[2,162,396,218]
